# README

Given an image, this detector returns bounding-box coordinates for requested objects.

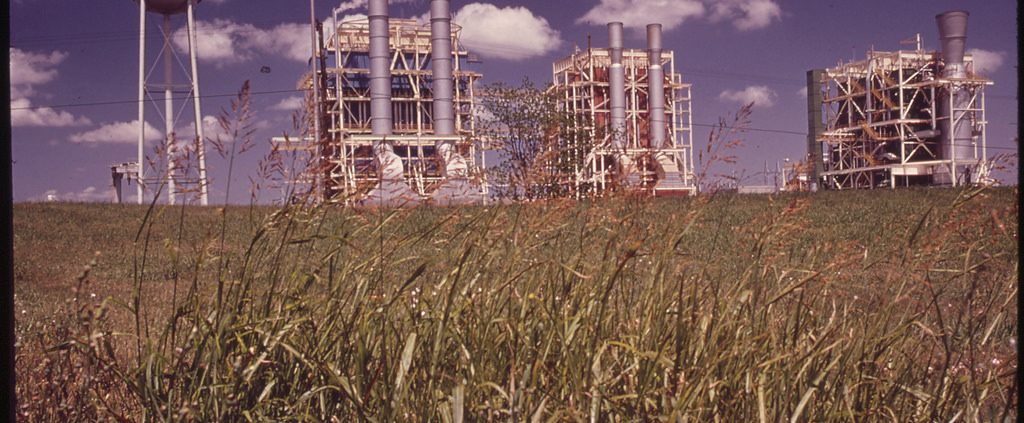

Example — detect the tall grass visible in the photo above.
[14,185,1017,421]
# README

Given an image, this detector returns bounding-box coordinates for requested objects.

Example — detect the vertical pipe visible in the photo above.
[309,0,322,202]
[163,13,176,205]
[137,0,146,204]
[431,0,454,135]
[187,0,208,205]
[936,10,972,163]
[368,0,392,135]
[608,22,626,150]
[647,24,665,149]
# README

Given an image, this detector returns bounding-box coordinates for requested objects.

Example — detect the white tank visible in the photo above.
[134,0,198,15]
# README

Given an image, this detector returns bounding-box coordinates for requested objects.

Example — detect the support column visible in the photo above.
[187,0,208,205]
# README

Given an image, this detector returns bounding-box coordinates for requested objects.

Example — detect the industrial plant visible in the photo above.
[807,11,992,190]
[550,23,696,196]
[286,0,485,206]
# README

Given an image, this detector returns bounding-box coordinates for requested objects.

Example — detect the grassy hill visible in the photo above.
[13,187,1018,421]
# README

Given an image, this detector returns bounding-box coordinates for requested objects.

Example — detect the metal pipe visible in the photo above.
[163,13,176,205]
[137,0,146,204]
[368,0,392,135]
[430,0,454,135]
[936,10,972,163]
[608,22,626,149]
[647,24,665,149]
[309,0,321,202]
[187,0,208,205]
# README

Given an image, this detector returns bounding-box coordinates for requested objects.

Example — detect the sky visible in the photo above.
[9,0,1018,203]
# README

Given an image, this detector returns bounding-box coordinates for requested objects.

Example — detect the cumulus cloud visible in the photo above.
[10,48,94,127]
[454,3,563,60]
[172,20,313,66]
[796,86,808,97]
[578,0,781,32]
[11,98,92,127]
[70,120,162,145]
[577,0,705,31]
[32,186,112,203]
[271,96,305,111]
[709,0,782,31]
[967,48,1005,75]
[719,85,776,107]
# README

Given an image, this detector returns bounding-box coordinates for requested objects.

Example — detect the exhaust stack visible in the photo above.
[935,10,973,163]
[431,0,455,136]
[608,22,626,149]
[369,0,392,135]
[647,24,665,149]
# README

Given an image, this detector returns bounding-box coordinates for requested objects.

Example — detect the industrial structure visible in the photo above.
[550,22,696,196]
[807,11,992,190]
[293,0,486,206]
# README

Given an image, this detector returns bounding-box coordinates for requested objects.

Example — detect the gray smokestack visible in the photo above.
[431,0,455,135]
[935,10,972,162]
[647,24,665,149]
[369,0,392,135]
[608,22,626,149]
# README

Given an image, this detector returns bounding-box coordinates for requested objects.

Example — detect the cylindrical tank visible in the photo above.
[368,0,393,135]
[134,0,198,15]
[647,24,665,150]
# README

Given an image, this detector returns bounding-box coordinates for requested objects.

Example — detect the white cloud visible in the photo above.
[710,0,782,31]
[171,20,313,66]
[70,120,162,145]
[796,86,808,97]
[577,0,705,32]
[271,96,305,111]
[967,48,1005,75]
[719,85,776,107]
[11,97,92,127]
[10,48,66,89]
[454,3,563,61]
[32,186,112,203]
[577,0,781,32]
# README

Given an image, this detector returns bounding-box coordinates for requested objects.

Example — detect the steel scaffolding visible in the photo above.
[551,47,696,196]
[812,40,992,189]
[305,16,485,204]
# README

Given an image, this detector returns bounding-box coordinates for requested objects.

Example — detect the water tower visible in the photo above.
[134,0,209,205]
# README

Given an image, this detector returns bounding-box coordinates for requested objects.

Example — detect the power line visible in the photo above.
[11,88,310,111]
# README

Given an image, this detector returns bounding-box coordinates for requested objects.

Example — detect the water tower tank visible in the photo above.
[134,0,199,15]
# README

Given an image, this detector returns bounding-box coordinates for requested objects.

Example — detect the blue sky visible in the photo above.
[10,0,1018,203]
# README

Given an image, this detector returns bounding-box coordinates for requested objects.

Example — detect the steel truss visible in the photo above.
[304,16,486,204]
[816,46,991,189]
[551,48,695,197]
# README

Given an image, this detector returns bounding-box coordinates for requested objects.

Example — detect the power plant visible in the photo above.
[807,11,992,190]
[550,23,696,196]
[294,0,486,206]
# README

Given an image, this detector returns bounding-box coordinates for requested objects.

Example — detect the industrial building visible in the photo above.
[807,11,992,190]
[299,0,487,206]
[550,23,696,196]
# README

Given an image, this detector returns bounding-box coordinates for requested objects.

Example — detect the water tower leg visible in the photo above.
[186,0,208,206]
[137,0,146,205]
[163,14,176,205]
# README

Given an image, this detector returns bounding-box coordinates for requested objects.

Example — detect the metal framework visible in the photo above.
[813,39,991,189]
[551,47,695,196]
[308,15,485,204]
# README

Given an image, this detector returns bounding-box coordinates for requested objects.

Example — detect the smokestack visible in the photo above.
[608,22,626,149]
[369,0,392,135]
[647,23,665,149]
[431,0,455,135]
[935,10,972,163]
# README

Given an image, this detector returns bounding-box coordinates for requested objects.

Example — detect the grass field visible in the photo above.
[13,187,1018,421]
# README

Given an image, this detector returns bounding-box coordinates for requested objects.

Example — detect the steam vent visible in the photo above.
[307,0,486,206]
[550,22,696,196]
[807,10,993,190]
